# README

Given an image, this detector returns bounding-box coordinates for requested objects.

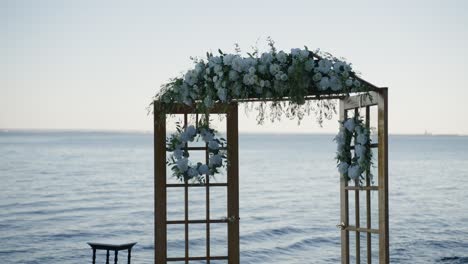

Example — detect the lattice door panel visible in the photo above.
[339,89,389,264]
[154,103,240,264]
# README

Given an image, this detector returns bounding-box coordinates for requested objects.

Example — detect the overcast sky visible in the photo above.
[2,0,468,134]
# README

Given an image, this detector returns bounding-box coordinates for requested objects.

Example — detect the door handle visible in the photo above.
[336,222,346,230]
[223,216,240,223]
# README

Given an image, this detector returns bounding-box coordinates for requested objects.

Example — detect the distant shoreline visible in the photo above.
[1,128,467,137]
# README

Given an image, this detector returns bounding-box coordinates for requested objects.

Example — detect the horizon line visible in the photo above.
[1,128,467,137]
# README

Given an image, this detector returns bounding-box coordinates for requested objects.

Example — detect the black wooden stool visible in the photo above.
[87,242,137,264]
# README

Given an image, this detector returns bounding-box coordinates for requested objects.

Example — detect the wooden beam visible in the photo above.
[154,102,167,264]
[340,102,350,264]
[366,106,372,264]
[342,92,379,110]
[378,88,389,264]
[226,103,240,264]
[153,103,230,114]
[345,226,379,234]
[345,186,378,191]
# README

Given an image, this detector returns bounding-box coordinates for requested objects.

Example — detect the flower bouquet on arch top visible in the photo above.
[152,38,372,126]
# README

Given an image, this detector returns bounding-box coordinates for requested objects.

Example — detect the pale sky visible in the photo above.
[2,0,468,134]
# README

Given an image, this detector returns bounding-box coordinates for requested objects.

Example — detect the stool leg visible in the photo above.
[127,249,131,264]
[114,250,118,264]
[92,248,96,264]
[106,250,110,264]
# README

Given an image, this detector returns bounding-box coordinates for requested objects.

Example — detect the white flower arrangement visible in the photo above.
[154,39,370,126]
[154,40,374,184]
[166,122,227,183]
[334,117,373,184]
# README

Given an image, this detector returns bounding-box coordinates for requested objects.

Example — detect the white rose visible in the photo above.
[348,165,361,180]
[354,125,363,134]
[319,77,330,90]
[291,48,301,57]
[317,59,332,74]
[329,76,343,91]
[313,72,322,82]
[356,133,368,145]
[345,79,353,87]
[194,62,204,74]
[248,67,256,74]
[208,140,219,150]
[305,59,315,72]
[243,74,252,85]
[242,58,257,72]
[186,125,196,137]
[338,162,349,174]
[214,64,223,74]
[209,154,223,167]
[269,64,281,75]
[208,56,222,67]
[180,131,190,142]
[184,70,198,86]
[223,54,235,66]
[200,129,214,142]
[175,143,184,150]
[173,149,184,160]
[337,142,344,152]
[217,88,227,102]
[187,167,198,178]
[335,131,345,145]
[276,51,287,63]
[280,73,288,81]
[231,56,244,72]
[198,164,210,175]
[344,118,356,132]
[260,52,273,64]
[228,70,239,81]
[333,61,345,73]
[176,158,189,172]
[355,144,366,158]
[299,49,309,59]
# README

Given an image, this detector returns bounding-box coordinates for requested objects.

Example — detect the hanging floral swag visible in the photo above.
[152,39,372,126]
[335,117,373,184]
[166,121,227,183]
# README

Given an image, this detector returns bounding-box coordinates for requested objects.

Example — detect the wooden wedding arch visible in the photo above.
[153,81,389,263]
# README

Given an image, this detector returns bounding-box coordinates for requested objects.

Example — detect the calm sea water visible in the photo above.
[1,132,468,264]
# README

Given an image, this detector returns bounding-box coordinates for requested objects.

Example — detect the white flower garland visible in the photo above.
[335,117,372,184]
[154,41,371,126]
[166,122,227,183]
